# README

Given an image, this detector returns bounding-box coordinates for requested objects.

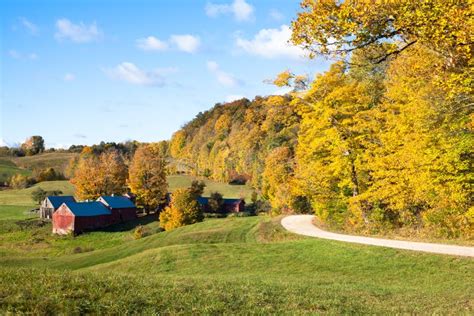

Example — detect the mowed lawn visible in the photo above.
[0,216,473,314]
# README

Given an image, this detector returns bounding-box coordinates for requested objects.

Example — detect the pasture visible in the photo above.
[0,159,31,183]
[0,216,472,314]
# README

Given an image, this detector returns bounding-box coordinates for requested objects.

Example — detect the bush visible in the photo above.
[33,168,65,182]
[159,188,203,231]
[133,225,150,239]
[9,174,35,189]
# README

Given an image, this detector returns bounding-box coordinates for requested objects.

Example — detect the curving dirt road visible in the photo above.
[281,215,474,257]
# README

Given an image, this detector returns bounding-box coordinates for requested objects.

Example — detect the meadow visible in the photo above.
[0,215,473,314]
[0,158,31,183]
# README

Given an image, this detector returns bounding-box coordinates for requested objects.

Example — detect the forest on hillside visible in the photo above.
[170,1,473,238]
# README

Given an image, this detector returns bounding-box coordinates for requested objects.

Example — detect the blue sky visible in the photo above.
[1,0,329,148]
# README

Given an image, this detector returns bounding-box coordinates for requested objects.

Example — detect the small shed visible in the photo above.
[52,202,112,235]
[40,196,76,220]
[97,195,137,222]
[197,197,246,213]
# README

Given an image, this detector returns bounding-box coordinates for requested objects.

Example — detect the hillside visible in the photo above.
[9,152,78,175]
[0,159,31,183]
[0,216,472,314]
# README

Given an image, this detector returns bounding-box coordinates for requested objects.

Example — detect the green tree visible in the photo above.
[208,191,224,213]
[21,136,45,156]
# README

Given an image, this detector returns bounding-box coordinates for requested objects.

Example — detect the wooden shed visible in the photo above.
[40,196,76,220]
[97,195,138,222]
[52,201,113,235]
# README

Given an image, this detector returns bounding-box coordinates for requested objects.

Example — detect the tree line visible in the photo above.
[169,1,473,238]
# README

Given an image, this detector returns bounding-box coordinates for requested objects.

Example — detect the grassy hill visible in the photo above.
[9,152,78,175]
[0,215,472,314]
[168,175,254,201]
[0,159,31,183]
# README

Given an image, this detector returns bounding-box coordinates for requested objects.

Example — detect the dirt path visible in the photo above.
[281,215,474,257]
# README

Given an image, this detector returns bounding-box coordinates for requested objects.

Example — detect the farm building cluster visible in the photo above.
[41,195,138,235]
[41,193,246,235]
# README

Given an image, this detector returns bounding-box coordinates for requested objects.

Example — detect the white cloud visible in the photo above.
[236,25,307,60]
[8,50,21,59]
[104,62,173,86]
[170,35,200,53]
[207,61,239,87]
[64,73,75,81]
[19,17,38,35]
[55,18,102,43]
[269,9,284,21]
[206,0,254,21]
[136,36,168,51]
[225,94,245,102]
[9,50,38,60]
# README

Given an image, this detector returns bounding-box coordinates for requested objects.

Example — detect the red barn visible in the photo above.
[97,195,137,222]
[52,202,113,235]
[197,197,246,213]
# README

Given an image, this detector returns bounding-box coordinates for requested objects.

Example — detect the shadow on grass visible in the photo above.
[93,214,159,233]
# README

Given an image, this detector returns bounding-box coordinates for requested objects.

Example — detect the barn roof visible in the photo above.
[99,196,136,209]
[47,196,76,209]
[65,202,111,217]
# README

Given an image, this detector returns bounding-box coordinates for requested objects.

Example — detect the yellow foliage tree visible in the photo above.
[159,188,203,231]
[128,143,168,212]
[71,150,127,200]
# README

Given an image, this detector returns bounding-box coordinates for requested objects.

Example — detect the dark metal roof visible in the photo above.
[47,196,76,209]
[99,196,136,209]
[65,202,111,217]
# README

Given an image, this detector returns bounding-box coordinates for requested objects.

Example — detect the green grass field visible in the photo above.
[0,216,472,314]
[168,174,254,201]
[0,159,31,183]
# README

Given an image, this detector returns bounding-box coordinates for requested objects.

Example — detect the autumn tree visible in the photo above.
[71,150,127,200]
[262,146,294,214]
[21,136,44,156]
[128,143,168,212]
[159,188,203,231]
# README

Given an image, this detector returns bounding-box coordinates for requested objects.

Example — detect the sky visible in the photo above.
[1,0,329,148]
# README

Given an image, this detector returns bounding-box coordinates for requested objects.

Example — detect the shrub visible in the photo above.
[133,225,150,239]
[9,174,35,189]
[159,188,203,231]
[34,168,65,182]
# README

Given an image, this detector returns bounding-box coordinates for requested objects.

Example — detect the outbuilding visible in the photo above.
[40,196,76,220]
[197,197,246,213]
[97,195,138,222]
[52,201,112,235]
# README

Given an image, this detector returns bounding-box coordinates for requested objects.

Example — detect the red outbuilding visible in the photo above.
[97,195,138,222]
[52,201,113,235]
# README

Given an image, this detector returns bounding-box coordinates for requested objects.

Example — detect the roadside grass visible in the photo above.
[0,159,31,183]
[9,152,78,174]
[168,174,255,202]
[0,216,472,314]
